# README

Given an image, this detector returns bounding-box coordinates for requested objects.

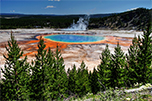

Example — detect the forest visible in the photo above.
[1,8,152,30]
[1,22,152,100]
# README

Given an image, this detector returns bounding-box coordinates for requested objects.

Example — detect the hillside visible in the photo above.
[89,8,152,30]
[0,8,151,30]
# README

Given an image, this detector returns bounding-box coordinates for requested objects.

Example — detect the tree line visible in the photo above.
[1,8,151,31]
[1,24,152,100]
[0,17,77,29]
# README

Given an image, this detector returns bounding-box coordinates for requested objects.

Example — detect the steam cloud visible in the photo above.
[63,15,90,31]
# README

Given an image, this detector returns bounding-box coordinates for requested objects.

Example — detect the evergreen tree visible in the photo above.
[1,32,29,100]
[29,38,68,100]
[136,23,152,84]
[126,36,140,85]
[89,68,100,94]
[67,61,91,97]
[109,43,127,88]
[49,46,68,99]
[43,48,57,99]
[97,45,111,89]
[76,61,91,96]
[67,65,77,95]
[126,23,152,85]
[28,36,47,100]
[150,68,152,84]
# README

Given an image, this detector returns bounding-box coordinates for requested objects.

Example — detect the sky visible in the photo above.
[1,0,152,15]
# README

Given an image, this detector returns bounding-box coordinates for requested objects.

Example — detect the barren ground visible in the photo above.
[0,29,144,78]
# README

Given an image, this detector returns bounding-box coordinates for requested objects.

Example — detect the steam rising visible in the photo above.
[63,15,90,31]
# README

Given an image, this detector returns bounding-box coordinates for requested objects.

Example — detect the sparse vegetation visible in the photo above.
[89,8,152,30]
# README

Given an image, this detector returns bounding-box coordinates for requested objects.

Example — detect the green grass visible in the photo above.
[65,84,152,101]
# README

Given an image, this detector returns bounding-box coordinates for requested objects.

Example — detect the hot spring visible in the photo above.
[43,34,105,43]
[41,15,106,44]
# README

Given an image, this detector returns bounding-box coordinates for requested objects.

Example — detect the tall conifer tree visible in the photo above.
[49,45,68,99]
[127,22,152,85]
[76,61,91,96]
[67,61,91,97]
[28,37,47,100]
[43,48,57,99]
[109,43,127,88]
[97,45,111,89]
[136,23,152,84]
[89,68,100,94]
[29,38,68,100]
[67,65,78,95]
[1,32,29,100]
[126,36,139,85]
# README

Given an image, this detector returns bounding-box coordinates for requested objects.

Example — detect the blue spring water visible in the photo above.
[44,34,104,43]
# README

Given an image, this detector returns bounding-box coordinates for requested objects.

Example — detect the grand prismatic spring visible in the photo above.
[43,34,105,43]
[0,16,143,75]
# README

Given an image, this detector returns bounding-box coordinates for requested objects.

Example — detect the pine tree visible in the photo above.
[126,36,140,85]
[97,45,111,89]
[76,61,91,96]
[67,61,91,97]
[28,36,47,100]
[43,48,57,99]
[126,23,152,85]
[109,43,127,88]
[28,37,68,100]
[49,45,68,99]
[136,23,152,84]
[89,68,100,94]
[1,32,29,100]
[67,65,77,95]
[150,68,152,84]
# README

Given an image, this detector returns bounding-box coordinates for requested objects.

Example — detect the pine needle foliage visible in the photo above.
[48,45,68,100]
[89,68,100,94]
[127,23,152,85]
[1,32,29,100]
[97,45,112,89]
[109,43,127,88]
[136,23,152,84]
[76,61,91,96]
[28,37,68,100]
[28,36,47,100]
[67,61,91,97]
[126,36,140,85]
[67,65,77,95]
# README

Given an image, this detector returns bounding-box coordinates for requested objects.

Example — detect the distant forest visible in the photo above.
[0,8,151,30]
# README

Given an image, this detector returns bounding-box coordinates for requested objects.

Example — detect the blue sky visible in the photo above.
[1,0,151,15]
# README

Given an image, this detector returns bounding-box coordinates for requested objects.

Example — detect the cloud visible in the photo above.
[127,7,138,11]
[10,10,15,12]
[48,0,60,1]
[45,6,56,9]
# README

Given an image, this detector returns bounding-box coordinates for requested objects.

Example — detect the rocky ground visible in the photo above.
[0,28,144,78]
